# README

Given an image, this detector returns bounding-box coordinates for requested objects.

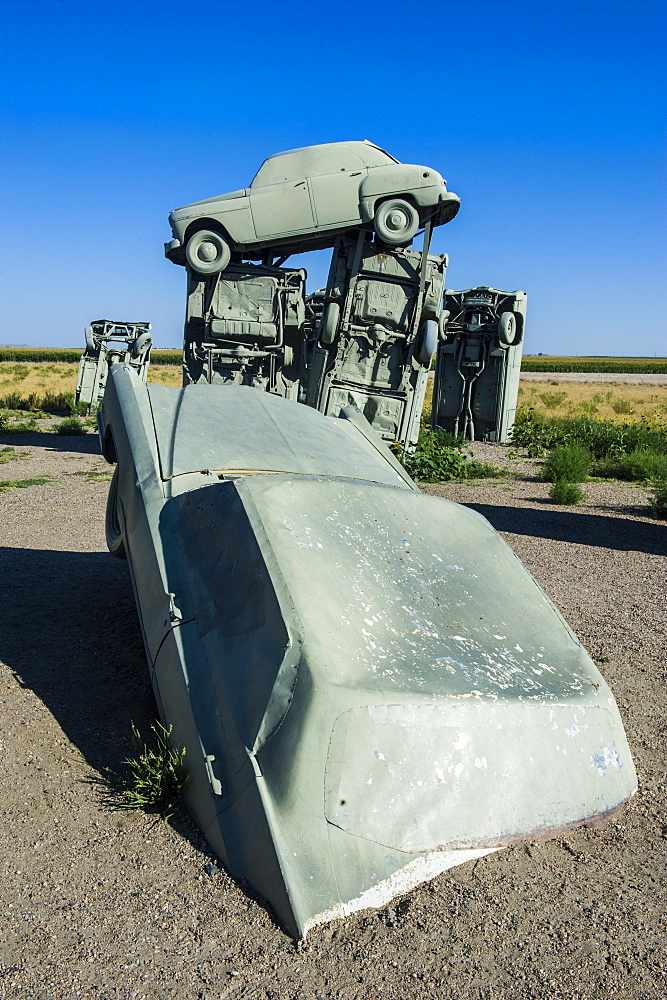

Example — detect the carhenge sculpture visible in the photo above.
[98,141,636,938]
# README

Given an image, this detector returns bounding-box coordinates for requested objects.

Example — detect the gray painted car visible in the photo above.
[165,141,461,274]
[99,365,636,937]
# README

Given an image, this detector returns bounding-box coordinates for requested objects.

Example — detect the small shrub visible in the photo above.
[118,722,188,818]
[538,391,567,409]
[542,444,591,483]
[649,479,667,518]
[396,430,503,482]
[55,415,86,435]
[611,398,633,415]
[574,401,599,416]
[550,481,585,504]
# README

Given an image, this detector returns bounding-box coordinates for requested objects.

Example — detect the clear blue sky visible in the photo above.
[1,0,665,355]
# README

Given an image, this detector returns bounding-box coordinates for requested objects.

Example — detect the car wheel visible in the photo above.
[415,320,438,367]
[374,199,420,246]
[105,466,126,559]
[185,229,232,274]
[498,311,517,347]
[321,301,340,345]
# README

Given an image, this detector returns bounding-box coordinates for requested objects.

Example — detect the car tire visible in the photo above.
[185,229,232,274]
[321,301,340,345]
[105,466,126,559]
[374,199,420,246]
[415,320,438,367]
[131,332,152,359]
[85,325,96,354]
[498,311,517,347]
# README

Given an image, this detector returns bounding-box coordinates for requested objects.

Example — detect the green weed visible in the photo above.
[649,479,667,518]
[512,408,667,460]
[395,430,503,482]
[116,722,188,818]
[0,475,52,493]
[538,391,567,409]
[55,415,87,435]
[542,445,591,483]
[549,481,585,504]
[594,448,667,482]
[0,411,42,433]
[0,446,21,464]
[611,398,633,415]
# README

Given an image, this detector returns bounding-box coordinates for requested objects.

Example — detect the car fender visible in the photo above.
[169,197,256,248]
[358,164,423,221]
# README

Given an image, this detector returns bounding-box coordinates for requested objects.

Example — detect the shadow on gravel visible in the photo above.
[0,430,102,455]
[0,546,153,773]
[466,503,667,557]
[0,543,280,926]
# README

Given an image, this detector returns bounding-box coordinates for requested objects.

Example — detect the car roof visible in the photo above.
[251,140,398,187]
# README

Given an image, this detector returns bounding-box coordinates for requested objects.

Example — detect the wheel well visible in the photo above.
[101,428,117,465]
[184,218,231,244]
[374,193,420,217]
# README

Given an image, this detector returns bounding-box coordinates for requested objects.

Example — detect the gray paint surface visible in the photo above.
[165,140,460,269]
[99,365,636,937]
[75,320,152,414]
[433,288,526,442]
[306,233,447,447]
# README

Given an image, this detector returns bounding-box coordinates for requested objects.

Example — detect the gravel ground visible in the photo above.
[0,427,665,1000]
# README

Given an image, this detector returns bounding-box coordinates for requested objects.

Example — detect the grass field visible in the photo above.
[2,360,666,424]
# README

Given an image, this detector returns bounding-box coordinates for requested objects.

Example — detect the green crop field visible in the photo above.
[522,356,667,374]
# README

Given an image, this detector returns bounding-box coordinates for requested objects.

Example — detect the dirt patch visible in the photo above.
[0,429,665,999]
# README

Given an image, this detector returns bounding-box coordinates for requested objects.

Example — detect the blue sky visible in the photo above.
[0,0,665,354]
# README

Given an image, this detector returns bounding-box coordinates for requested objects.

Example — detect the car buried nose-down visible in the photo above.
[99,364,636,938]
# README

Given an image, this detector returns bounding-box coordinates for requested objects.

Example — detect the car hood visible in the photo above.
[171,188,249,217]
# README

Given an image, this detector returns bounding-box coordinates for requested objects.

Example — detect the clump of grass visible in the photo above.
[118,722,188,818]
[395,429,503,482]
[549,481,585,504]
[0,411,42,433]
[573,401,599,416]
[0,446,21,464]
[55,415,86,435]
[649,479,667,518]
[542,444,591,483]
[0,475,52,493]
[538,391,567,409]
[611,398,633,415]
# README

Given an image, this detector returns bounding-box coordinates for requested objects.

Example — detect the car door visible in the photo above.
[250,178,315,239]
[310,148,368,229]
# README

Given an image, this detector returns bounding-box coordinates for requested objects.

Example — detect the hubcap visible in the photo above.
[198,240,218,262]
[387,209,406,231]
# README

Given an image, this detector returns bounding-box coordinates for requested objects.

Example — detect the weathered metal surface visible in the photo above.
[305,232,447,447]
[432,288,526,442]
[75,319,152,414]
[181,262,305,397]
[164,140,460,274]
[99,364,636,938]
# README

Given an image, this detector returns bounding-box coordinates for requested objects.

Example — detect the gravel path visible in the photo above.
[0,428,665,1000]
